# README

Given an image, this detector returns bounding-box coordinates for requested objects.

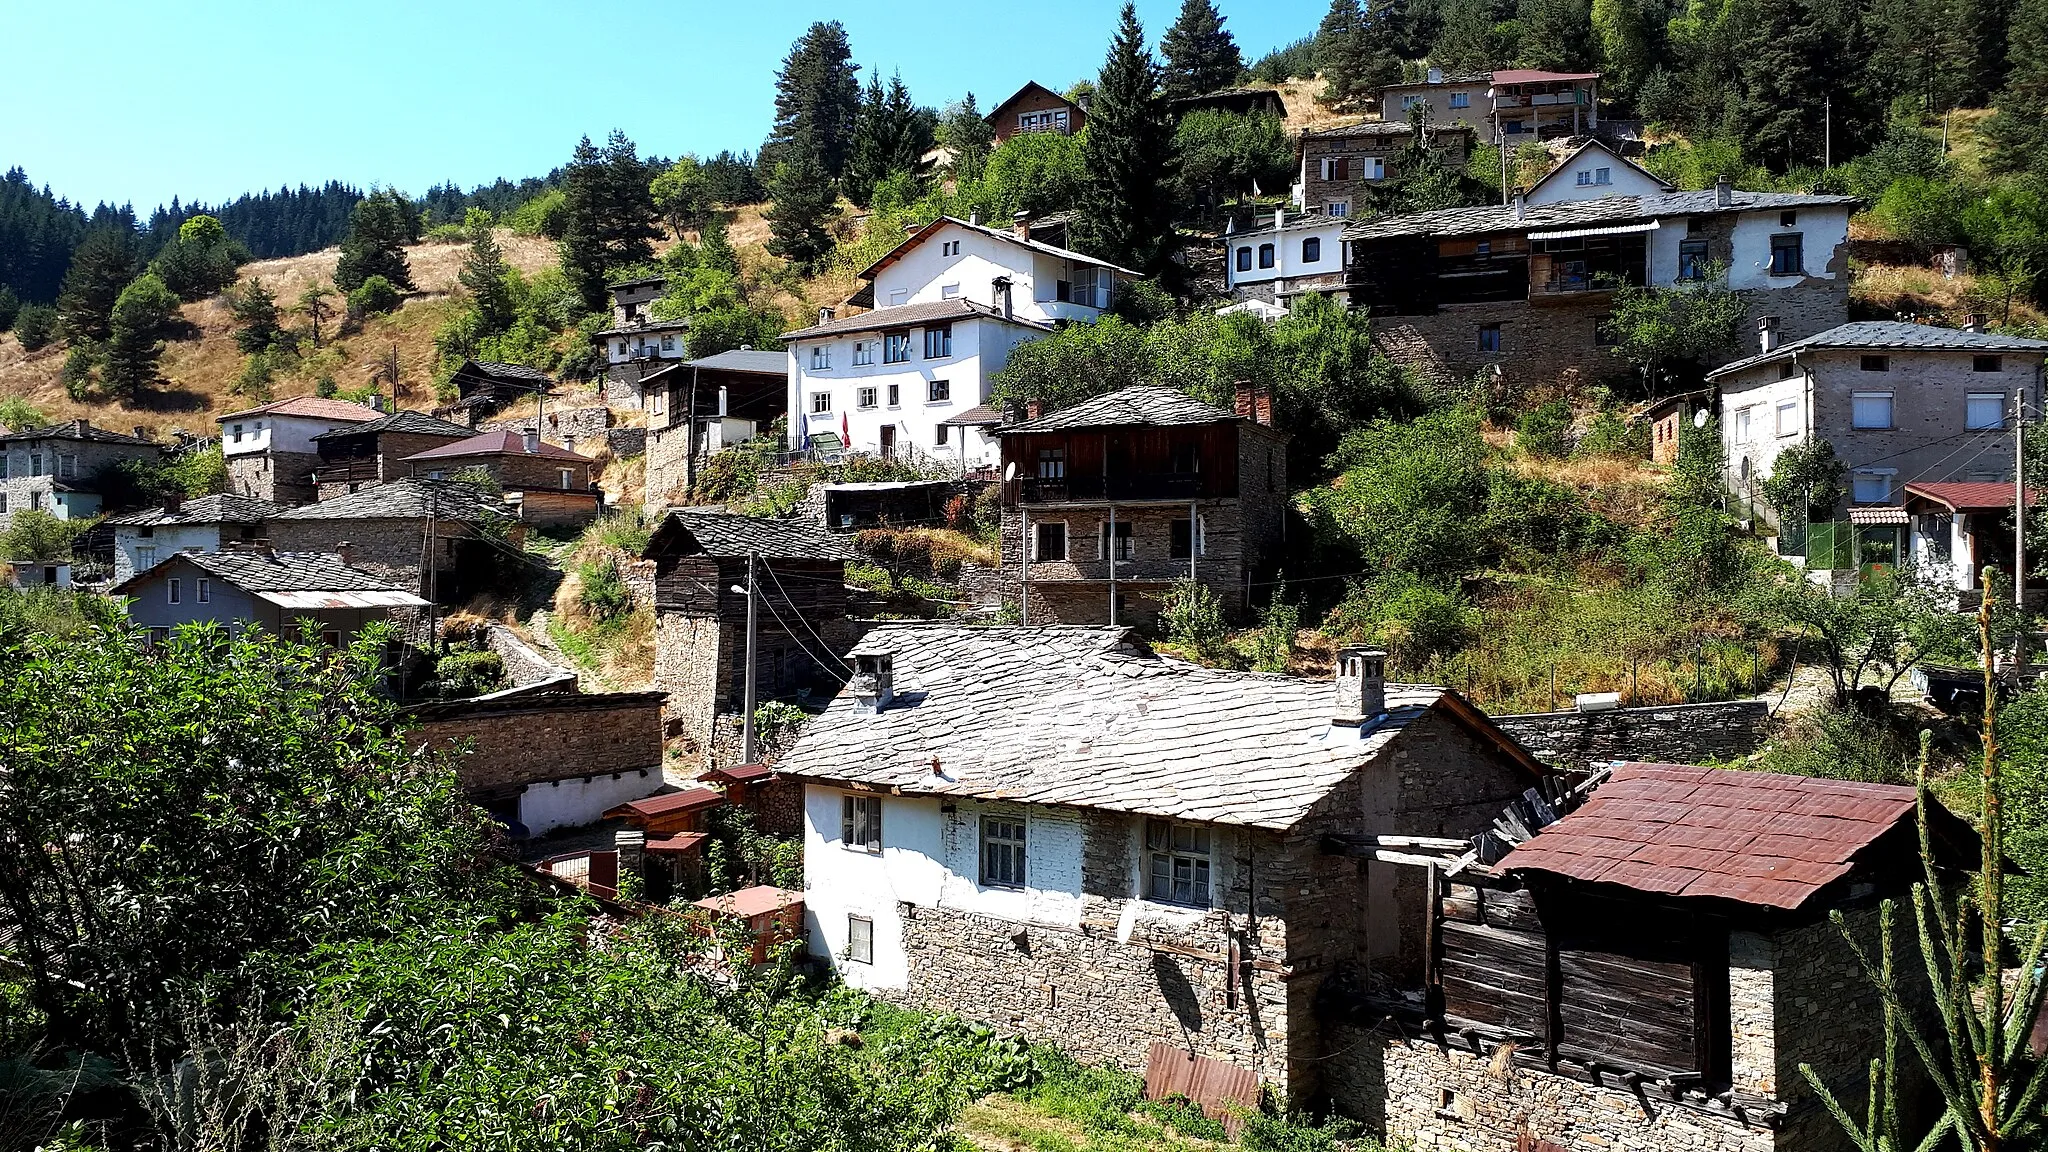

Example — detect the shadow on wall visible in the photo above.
[1153,951,1204,1035]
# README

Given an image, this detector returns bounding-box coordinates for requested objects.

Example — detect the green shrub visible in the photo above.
[433,647,506,697]
[347,275,402,317]
[1252,584,1300,673]
[0,284,17,331]
[1137,1094,1227,1141]
[1576,409,1648,458]
[13,304,57,350]
[583,509,651,555]
[60,345,97,399]
[0,397,47,431]
[576,555,633,622]
[1515,400,1573,458]
[506,189,568,238]
[422,222,468,244]
[1162,578,1229,659]
[1328,573,1476,671]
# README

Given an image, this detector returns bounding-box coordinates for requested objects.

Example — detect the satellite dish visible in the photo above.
[1693,410,1709,429]
[1003,462,1017,482]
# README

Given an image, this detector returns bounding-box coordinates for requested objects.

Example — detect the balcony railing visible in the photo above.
[1019,474,1204,503]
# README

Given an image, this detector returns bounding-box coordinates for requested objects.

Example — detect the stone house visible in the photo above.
[110,547,428,648]
[435,360,555,427]
[309,409,475,499]
[642,509,860,759]
[1712,320,2048,550]
[1294,122,1475,221]
[639,348,789,510]
[994,384,1288,627]
[1323,761,1978,1152]
[103,493,280,582]
[987,81,1086,144]
[774,626,1549,1104]
[0,419,162,530]
[1379,68,1601,141]
[407,689,668,837]
[404,430,601,530]
[218,396,382,504]
[1347,180,1856,388]
[596,275,688,406]
[266,478,511,602]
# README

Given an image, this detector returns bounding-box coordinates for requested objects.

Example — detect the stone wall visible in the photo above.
[226,450,321,504]
[407,689,666,793]
[606,427,647,459]
[481,405,617,447]
[999,500,1250,626]
[1490,700,1772,769]
[479,621,576,690]
[265,516,476,596]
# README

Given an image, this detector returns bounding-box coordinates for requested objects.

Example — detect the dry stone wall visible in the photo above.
[1490,700,1771,769]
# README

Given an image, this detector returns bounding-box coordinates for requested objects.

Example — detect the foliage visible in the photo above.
[765,153,839,274]
[430,644,506,698]
[457,208,516,333]
[1601,262,1749,385]
[333,188,418,292]
[504,188,568,238]
[0,396,47,430]
[1173,110,1292,206]
[61,344,98,399]
[148,213,245,301]
[845,71,935,208]
[856,528,934,593]
[1327,571,1478,670]
[101,271,181,397]
[14,302,58,350]
[1316,0,1402,108]
[1985,0,2048,177]
[983,130,1089,221]
[558,131,662,312]
[1162,578,1231,661]
[55,227,138,343]
[346,273,401,318]
[1576,408,1649,457]
[576,553,633,622]
[1639,135,1772,193]
[1750,704,1924,785]
[703,149,769,206]
[766,20,862,179]
[650,154,713,236]
[582,507,653,555]
[1516,399,1573,457]
[1159,0,1244,101]
[1249,36,1316,83]
[935,93,997,182]
[1076,4,1180,279]
[0,508,83,562]
[1765,564,1983,708]
[1757,438,1848,525]
[1252,581,1301,673]
[1311,405,1493,581]
[225,276,284,354]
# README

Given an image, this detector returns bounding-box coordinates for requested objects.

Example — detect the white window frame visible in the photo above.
[133,543,153,569]
[852,340,874,366]
[842,794,882,852]
[886,383,901,407]
[230,423,244,443]
[1851,392,1894,430]
[660,334,675,351]
[923,325,952,359]
[940,283,961,300]
[1032,520,1068,560]
[1326,199,1350,218]
[1363,158,1385,181]
[1967,393,2007,430]
[846,914,874,963]
[1775,399,1801,437]
[196,579,210,603]
[980,815,1027,889]
[856,386,878,410]
[1145,818,1212,907]
[810,392,832,415]
[559,469,574,490]
[810,344,832,370]
[1733,405,1754,442]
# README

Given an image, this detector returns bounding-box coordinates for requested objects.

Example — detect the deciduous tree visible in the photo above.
[650,154,712,237]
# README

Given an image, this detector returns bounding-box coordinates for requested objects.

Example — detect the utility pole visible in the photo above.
[1107,505,1118,627]
[684,364,701,494]
[2018,387,2028,614]
[742,550,759,763]
[1823,95,1832,170]
[1019,503,1030,626]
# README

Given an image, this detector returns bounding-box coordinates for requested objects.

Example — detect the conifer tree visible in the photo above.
[333,189,417,294]
[227,277,282,355]
[1077,4,1180,278]
[299,283,333,349]
[458,208,515,335]
[936,94,997,184]
[101,271,179,398]
[766,21,862,180]
[558,131,662,313]
[1316,0,1400,109]
[1161,0,1245,101]
[765,153,839,274]
[55,227,137,344]
[1592,0,1657,102]
[1517,0,1597,71]
[845,71,936,207]
[1986,0,2048,177]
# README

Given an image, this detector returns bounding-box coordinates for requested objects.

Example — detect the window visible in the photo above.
[1975,355,2004,373]
[1449,91,1470,108]
[1733,406,1754,442]
[147,627,169,647]
[1780,210,1798,226]
[842,795,882,851]
[29,453,41,477]
[230,423,244,443]
[1146,819,1211,906]
[196,579,210,604]
[56,455,75,479]
[1037,448,1065,479]
[941,240,960,256]
[1362,157,1386,181]
[29,492,41,510]
[1302,237,1322,263]
[940,282,961,300]
[134,543,153,569]
[1319,156,1350,181]
[1476,240,1491,255]
[1401,94,1424,111]
[888,289,908,306]
[559,469,575,489]
[924,325,952,359]
[1678,238,1710,281]
[1033,521,1067,559]
[1576,166,1613,186]
[810,392,832,415]
[810,344,832,370]
[1478,323,1503,353]
[661,334,675,351]
[886,383,901,406]
[1258,244,1275,269]
[1236,247,1253,272]
[1170,517,1203,559]
[857,386,878,409]
[846,915,874,964]
[927,379,950,403]
[1859,355,1890,372]
[168,578,182,605]
[616,341,628,356]
[934,423,949,446]
[1769,233,1804,276]
[852,340,874,366]
[1098,520,1134,560]
[1853,470,1895,504]
[1170,442,1199,474]
[1775,399,1801,436]
[1327,199,1350,218]
[1779,362,1798,380]
[1851,392,1894,429]
[883,331,912,363]
[1968,393,2007,430]
[981,816,1027,888]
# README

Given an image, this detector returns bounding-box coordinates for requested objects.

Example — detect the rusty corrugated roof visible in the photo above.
[692,885,802,919]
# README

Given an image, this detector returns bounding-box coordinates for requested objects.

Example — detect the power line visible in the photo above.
[760,560,858,675]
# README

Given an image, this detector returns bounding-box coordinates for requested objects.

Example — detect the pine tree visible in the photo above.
[299,283,333,349]
[458,208,516,334]
[1161,0,1245,101]
[227,277,282,355]
[558,131,662,313]
[1077,4,1180,279]
[55,227,137,344]
[765,21,862,180]
[1517,0,1597,71]
[1316,0,1400,110]
[765,153,839,274]
[101,271,179,398]
[333,189,417,293]
[1432,0,1519,74]
[936,94,997,184]
[846,71,937,207]
[1986,0,2048,176]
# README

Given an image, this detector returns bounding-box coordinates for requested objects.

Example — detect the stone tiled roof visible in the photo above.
[1301,121,1432,139]
[644,509,859,562]
[103,494,282,527]
[460,360,554,384]
[1343,188,1858,242]
[216,396,383,423]
[774,624,1540,831]
[309,410,475,441]
[404,431,590,463]
[0,419,157,446]
[271,478,507,522]
[110,548,410,597]
[783,298,1051,340]
[686,349,789,375]
[995,386,1237,434]
[1708,321,2048,379]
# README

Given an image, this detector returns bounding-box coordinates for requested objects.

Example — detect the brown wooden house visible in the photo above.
[405,430,601,529]
[310,409,475,498]
[994,384,1288,626]
[987,81,1086,144]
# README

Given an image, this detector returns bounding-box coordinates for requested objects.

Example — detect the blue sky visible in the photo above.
[6,0,1324,213]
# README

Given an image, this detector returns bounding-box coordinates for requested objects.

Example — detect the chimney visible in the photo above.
[1333,647,1389,725]
[133,425,147,440]
[818,306,835,325]
[904,222,921,234]
[1714,173,1733,208]
[1013,210,1032,240]
[614,829,645,881]
[1965,312,1988,333]
[1234,380,1255,419]
[523,431,540,454]
[1274,208,1285,233]
[335,540,355,567]
[993,276,1013,321]
[73,418,91,433]
[1427,67,1443,84]
[969,210,981,227]
[1025,399,1044,420]
[161,491,183,514]
[851,651,894,714]
[368,394,386,412]
[1758,315,1781,354]
[1253,383,1274,427]
[1224,215,1236,236]
[1511,190,1525,222]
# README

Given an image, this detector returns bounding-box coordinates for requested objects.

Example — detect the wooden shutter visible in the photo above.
[1435,885,1548,1040]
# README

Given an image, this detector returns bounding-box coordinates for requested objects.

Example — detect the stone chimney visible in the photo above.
[1511,190,1525,222]
[1234,380,1255,419]
[1966,312,1988,333]
[523,431,540,454]
[1013,210,1032,239]
[1714,173,1733,207]
[161,491,183,514]
[335,540,355,567]
[369,394,386,412]
[851,651,894,714]
[1333,647,1388,725]
[968,210,981,227]
[133,425,148,440]
[993,277,1013,321]
[614,829,645,880]
[1758,315,1781,354]
[1253,383,1274,427]
[1025,399,1044,420]
[73,418,91,434]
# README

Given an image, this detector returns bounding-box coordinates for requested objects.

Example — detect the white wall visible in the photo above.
[791,316,1006,467]
[221,415,355,458]
[1720,367,1813,507]
[873,221,1117,326]
[1727,206,1851,290]
[518,768,662,837]
[1224,221,1347,289]
[1525,152,1666,206]
[114,525,223,582]
[1909,514,1974,592]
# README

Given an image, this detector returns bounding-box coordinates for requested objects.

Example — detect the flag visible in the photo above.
[841,410,850,448]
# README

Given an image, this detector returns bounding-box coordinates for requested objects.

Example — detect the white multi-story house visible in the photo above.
[1222,209,1348,303]
[782,216,1135,470]
[219,396,382,504]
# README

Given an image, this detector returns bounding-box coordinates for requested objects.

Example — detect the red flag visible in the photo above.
[841,410,850,447]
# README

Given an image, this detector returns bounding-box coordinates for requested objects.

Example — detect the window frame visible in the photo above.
[882,331,912,364]
[841,794,883,852]
[1768,233,1804,276]
[846,914,874,964]
[1677,238,1710,281]
[810,392,832,415]
[857,386,878,410]
[1974,355,2004,373]
[1145,818,1213,907]
[1852,469,1896,504]
[1859,354,1891,373]
[1098,519,1134,561]
[168,577,182,605]
[886,383,901,407]
[923,324,952,359]
[1449,91,1470,109]
[1775,399,1801,437]
[927,379,951,403]
[1170,516,1204,560]
[1257,243,1276,269]
[1326,199,1350,218]
[1302,236,1322,263]
[852,340,875,366]
[1236,247,1253,272]
[1478,323,1503,353]
[1032,520,1068,560]
[1850,391,1895,430]
[980,815,1028,889]
[810,344,832,370]
[1967,393,2008,430]
[196,579,209,604]
[1037,448,1066,479]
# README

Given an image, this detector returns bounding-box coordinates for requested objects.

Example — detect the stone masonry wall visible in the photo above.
[1491,700,1772,769]
[226,450,321,504]
[653,613,725,741]
[407,691,665,792]
[481,405,616,446]
[1000,500,1250,625]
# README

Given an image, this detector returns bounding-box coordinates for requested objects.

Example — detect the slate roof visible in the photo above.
[404,431,590,463]
[1344,188,1858,242]
[774,624,1542,831]
[1301,121,1434,140]
[995,386,1237,434]
[457,360,554,385]
[309,409,475,441]
[1498,762,1978,910]
[103,494,282,528]
[596,318,691,337]
[1708,321,2048,379]
[685,348,790,376]
[216,396,383,423]
[643,509,859,562]
[783,298,1052,340]
[109,549,421,603]
[270,478,507,522]
[0,419,157,446]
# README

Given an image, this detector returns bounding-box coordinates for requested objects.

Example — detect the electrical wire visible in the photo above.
[760,560,858,675]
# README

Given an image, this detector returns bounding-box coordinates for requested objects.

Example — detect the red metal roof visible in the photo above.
[608,786,726,820]
[698,763,775,785]
[692,885,803,919]
[645,832,710,854]
[1902,481,2039,514]
[1498,763,1928,910]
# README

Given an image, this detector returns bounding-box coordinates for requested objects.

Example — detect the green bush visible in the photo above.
[1253,584,1300,673]
[576,554,633,622]
[1327,573,1476,671]
[583,509,651,555]
[347,274,402,317]
[1576,409,1648,457]
[433,647,506,697]
[1515,400,1573,458]
[13,303,57,350]
[0,397,47,431]
[1162,578,1229,658]
[0,283,17,331]
[506,188,568,238]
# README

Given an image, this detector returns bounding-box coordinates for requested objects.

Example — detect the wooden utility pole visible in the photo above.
[742,551,759,763]
[2018,387,2028,613]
